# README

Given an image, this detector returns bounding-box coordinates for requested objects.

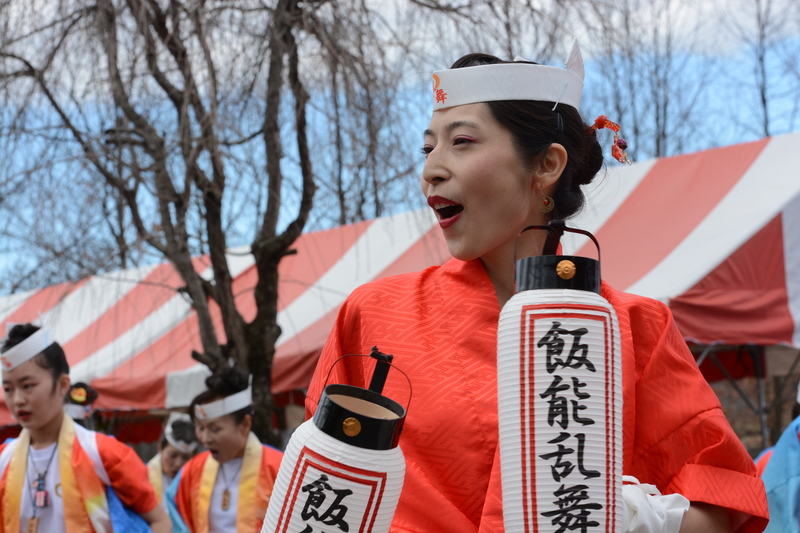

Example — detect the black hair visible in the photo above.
[189,366,252,425]
[2,324,69,391]
[449,53,605,219]
[160,418,199,450]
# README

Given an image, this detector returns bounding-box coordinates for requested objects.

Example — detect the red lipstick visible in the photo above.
[427,196,464,229]
[427,195,458,208]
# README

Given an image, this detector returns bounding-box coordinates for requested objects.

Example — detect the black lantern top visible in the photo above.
[313,347,408,450]
[515,220,602,294]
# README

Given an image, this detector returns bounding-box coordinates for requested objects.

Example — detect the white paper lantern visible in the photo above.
[263,361,406,533]
[497,244,623,533]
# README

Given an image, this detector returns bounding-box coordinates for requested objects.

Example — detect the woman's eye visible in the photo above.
[453,136,474,146]
[23,384,34,390]
[420,145,433,156]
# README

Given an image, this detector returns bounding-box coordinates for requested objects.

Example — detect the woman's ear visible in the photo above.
[534,143,568,192]
[58,375,71,398]
[240,413,253,437]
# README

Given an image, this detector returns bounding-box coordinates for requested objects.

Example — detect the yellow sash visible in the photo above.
[3,426,28,533]
[237,433,265,532]
[3,416,110,533]
[193,453,217,533]
[193,432,265,533]
[147,454,162,502]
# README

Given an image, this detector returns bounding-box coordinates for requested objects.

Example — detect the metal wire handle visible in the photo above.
[321,351,413,412]
[514,219,601,264]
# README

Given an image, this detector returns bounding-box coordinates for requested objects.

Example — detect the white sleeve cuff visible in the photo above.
[621,475,691,533]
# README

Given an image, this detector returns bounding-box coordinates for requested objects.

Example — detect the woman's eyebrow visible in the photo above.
[423,120,481,138]
[445,120,480,132]
[2,375,33,385]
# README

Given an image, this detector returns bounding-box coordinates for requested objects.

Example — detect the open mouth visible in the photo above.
[16,411,31,421]
[427,196,463,229]
[436,204,463,220]
[427,196,463,221]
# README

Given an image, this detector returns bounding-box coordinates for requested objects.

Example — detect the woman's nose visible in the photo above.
[11,390,23,405]
[421,149,448,186]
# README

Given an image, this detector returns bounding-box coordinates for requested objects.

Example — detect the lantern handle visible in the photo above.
[516,220,601,264]
[320,349,413,412]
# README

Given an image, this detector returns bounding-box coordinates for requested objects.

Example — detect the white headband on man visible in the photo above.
[194,386,252,420]
[1,327,54,371]
[432,39,585,111]
[165,412,199,454]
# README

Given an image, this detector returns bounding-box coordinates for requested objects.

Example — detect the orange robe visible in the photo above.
[0,415,158,532]
[306,258,769,533]
[171,433,283,533]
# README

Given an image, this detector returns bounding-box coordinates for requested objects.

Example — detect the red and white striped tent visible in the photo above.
[0,210,452,428]
[566,132,800,349]
[1,132,799,429]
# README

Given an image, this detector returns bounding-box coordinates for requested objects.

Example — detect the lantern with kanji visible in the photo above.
[497,220,623,533]
[261,348,408,533]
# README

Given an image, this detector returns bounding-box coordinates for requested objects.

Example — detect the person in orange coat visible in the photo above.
[168,367,283,533]
[0,323,170,533]
[305,46,769,533]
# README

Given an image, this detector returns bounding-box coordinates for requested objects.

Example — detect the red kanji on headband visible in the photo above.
[588,115,631,165]
[432,74,448,104]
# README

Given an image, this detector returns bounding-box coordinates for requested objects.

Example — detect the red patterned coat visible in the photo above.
[306,258,769,533]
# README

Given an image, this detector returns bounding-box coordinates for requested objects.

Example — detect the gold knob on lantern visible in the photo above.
[556,260,577,280]
[342,417,362,437]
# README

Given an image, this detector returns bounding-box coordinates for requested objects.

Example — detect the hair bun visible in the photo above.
[574,129,604,187]
[204,365,248,396]
[3,324,41,351]
[170,419,198,444]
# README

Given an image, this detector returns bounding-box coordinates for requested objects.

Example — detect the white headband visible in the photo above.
[432,39,585,111]
[164,412,199,454]
[64,403,87,420]
[1,327,54,371]
[194,386,252,420]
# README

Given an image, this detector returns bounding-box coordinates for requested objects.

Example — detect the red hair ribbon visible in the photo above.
[588,115,632,165]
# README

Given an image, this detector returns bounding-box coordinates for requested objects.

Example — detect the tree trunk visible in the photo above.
[247,251,283,446]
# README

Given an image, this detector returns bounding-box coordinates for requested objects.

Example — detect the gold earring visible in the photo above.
[539,192,555,213]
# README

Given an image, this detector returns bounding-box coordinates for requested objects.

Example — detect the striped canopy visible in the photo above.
[1,132,798,425]
[565,132,800,348]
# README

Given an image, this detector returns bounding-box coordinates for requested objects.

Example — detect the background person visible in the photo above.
[167,366,283,533]
[760,412,800,532]
[63,381,99,428]
[0,323,170,533]
[149,412,198,505]
[305,45,769,533]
